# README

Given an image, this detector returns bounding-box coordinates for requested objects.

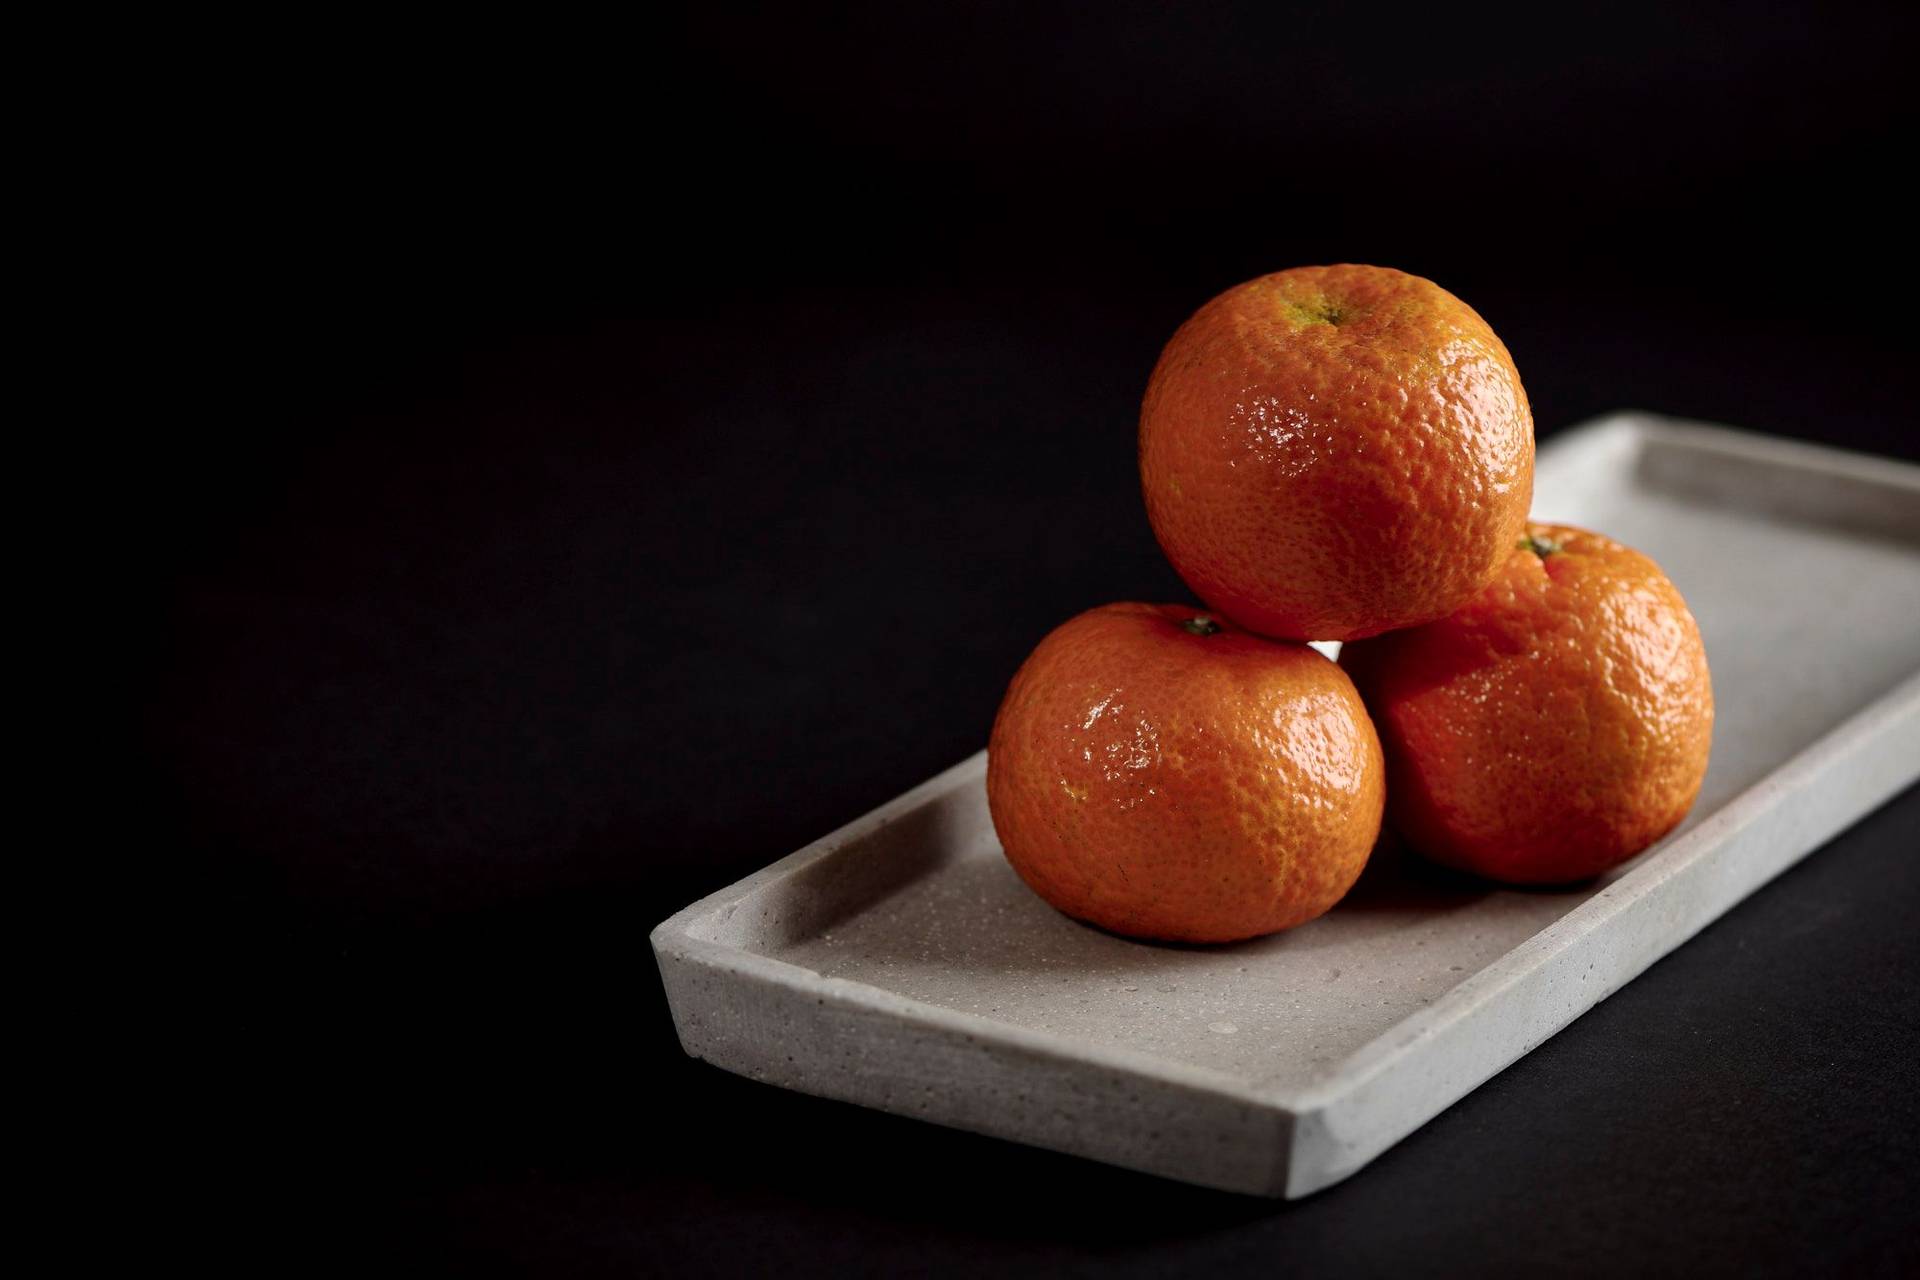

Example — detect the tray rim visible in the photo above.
[652,411,1920,1195]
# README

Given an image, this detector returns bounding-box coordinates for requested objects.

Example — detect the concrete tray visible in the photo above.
[652,413,1920,1197]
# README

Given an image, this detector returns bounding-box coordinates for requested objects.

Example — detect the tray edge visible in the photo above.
[1280,670,1920,1195]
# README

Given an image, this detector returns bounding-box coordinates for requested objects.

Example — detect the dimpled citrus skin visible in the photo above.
[1140,264,1534,641]
[986,602,1384,943]
[1341,523,1713,884]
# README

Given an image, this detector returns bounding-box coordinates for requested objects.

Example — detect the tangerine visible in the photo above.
[1139,264,1534,641]
[986,602,1384,943]
[1340,522,1713,884]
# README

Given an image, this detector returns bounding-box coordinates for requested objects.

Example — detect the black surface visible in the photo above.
[143,4,1919,1274]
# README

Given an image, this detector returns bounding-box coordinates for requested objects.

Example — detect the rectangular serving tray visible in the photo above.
[651,412,1920,1197]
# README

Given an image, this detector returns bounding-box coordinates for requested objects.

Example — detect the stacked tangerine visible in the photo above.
[987,265,1713,943]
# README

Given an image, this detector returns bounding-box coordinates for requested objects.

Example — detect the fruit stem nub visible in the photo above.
[1520,534,1563,559]
[1182,616,1223,636]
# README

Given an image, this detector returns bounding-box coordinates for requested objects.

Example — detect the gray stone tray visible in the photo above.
[652,413,1920,1197]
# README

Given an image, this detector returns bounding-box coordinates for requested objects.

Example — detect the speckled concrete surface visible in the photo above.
[772,829,1561,1094]
[654,414,1920,1196]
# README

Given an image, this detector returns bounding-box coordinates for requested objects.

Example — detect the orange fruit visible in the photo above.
[1139,264,1535,641]
[1340,522,1713,884]
[986,602,1385,943]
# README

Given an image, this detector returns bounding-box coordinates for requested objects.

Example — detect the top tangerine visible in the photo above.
[1139,264,1535,641]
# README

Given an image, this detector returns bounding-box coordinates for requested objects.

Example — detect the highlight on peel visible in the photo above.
[1139,264,1535,642]
[1340,522,1714,885]
[986,601,1385,943]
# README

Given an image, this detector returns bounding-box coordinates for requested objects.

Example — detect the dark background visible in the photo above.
[142,3,1918,1274]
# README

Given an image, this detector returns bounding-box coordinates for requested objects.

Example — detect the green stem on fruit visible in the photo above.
[1183,616,1222,636]
[1520,534,1563,559]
